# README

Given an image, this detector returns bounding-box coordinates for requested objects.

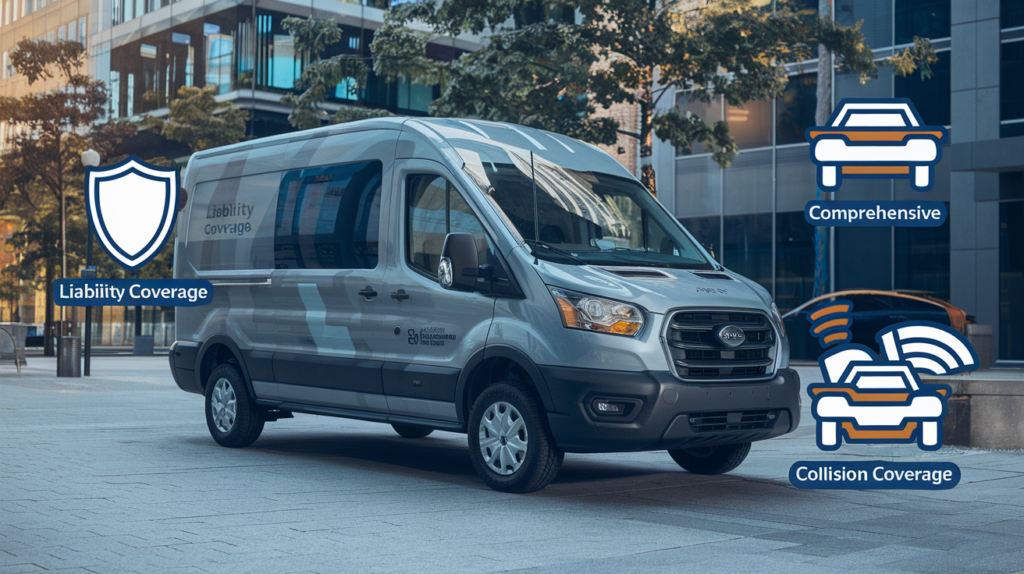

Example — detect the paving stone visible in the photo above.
[2,357,1024,573]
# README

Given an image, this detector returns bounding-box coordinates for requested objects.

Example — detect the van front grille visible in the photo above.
[665,310,776,381]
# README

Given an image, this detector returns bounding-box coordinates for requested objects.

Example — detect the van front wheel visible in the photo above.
[205,364,264,448]
[668,442,751,475]
[468,382,561,493]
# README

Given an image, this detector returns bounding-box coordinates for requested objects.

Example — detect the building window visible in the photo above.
[57,26,65,42]
[1000,200,1024,360]
[1003,0,1024,29]
[127,73,134,116]
[723,213,773,293]
[205,33,234,95]
[185,46,194,87]
[837,0,893,50]
[80,17,87,45]
[776,73,816,146]
[2,51,9,80]
[775,211,815,313]
[110,71,121,118]
[894,205,950,301]
[68,22,76,43]
[335,77,358,100]
[895,0,951,44]
[674,93,723,156]
[679,216,721,261]
[727,99,772,149]
[270,33,298,90]
[895,49,950,125]
[397,77,433,112]
[1002,40,1024,137]
[1000,172,1024,201]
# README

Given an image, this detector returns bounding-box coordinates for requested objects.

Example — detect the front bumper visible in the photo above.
[540,366,801,453]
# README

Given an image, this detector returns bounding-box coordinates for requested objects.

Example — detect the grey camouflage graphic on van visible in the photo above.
[298,283,355,353]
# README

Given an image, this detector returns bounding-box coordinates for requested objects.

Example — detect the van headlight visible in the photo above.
[549,287,644,337]
[770,301,786,337]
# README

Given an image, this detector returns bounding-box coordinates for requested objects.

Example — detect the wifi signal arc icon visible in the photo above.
[808,299,853,347]
[875,321,979,376]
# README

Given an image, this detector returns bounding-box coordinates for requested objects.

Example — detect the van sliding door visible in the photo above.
[258,158,390,411]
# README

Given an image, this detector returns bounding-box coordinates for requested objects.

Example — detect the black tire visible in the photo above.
[669,443,751,475]
[204,363,264,448]
[467,381,561,493]
[391,424,433,439]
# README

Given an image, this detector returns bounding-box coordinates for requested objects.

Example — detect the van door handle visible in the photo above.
[391,289,410,302]
[358,286,378,300]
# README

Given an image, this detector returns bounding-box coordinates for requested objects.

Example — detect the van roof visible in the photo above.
[190,117,634,179]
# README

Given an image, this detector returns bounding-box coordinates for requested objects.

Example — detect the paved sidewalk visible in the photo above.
[2,357,1024,573]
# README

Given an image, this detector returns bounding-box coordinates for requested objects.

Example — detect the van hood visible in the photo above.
[529,256,773,316]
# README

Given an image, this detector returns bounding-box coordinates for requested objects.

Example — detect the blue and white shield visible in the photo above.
[86,155,179,271]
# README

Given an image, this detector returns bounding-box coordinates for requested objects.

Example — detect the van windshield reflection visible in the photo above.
[466,158,713,269]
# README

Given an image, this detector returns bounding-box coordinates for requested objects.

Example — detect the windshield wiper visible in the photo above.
[524,240,587,265]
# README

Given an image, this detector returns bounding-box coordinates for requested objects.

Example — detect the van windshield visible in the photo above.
[464,156,714,269]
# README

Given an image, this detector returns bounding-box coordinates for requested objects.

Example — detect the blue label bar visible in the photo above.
[54,279,214,307]
[804,200,947,227]
[790,461,960,490]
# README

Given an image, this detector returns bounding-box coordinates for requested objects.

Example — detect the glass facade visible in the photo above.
[1002,39,1024,137]
[107,7,448,133]
[895,0,950,44]
[1001,200,1024,360]
[672,1,954,314]
[894,207,950,301]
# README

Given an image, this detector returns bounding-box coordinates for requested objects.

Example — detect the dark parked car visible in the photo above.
[783,290,969,361]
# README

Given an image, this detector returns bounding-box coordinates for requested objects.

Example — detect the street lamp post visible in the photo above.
[80,149,100,377]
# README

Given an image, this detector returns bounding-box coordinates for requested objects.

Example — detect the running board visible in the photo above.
[255,399,465,432]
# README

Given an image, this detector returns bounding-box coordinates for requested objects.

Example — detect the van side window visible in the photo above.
[274,160,382,270]
[186,175,278,271]
[407,174,491,276]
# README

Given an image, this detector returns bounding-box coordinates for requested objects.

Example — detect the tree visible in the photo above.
[371,0,937,192]
[150,85,248,152]
[280,15,395,129]
[0,40,131,354]
[0,268,28,322]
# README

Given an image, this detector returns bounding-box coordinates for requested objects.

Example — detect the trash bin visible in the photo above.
[133,335,154,356]
[57,336,82,377]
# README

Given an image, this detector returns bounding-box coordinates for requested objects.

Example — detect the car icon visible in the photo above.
[808,362,949,451]
[805,98,948,191]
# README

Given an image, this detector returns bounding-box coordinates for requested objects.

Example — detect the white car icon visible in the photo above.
[811,363,946,450]
[806,99,948,191]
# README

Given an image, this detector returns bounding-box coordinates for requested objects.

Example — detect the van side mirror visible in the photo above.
[439,233,479,291]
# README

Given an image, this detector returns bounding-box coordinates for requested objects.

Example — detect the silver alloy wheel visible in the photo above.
[478,401,528,475]
[211,377,237,433]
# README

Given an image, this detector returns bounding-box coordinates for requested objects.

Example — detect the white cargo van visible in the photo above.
[169,118,800,492]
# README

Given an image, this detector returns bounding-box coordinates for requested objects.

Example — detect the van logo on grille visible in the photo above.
[717,325,746,347]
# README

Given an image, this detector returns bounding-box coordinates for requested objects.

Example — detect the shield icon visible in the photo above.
[86,156,179,271]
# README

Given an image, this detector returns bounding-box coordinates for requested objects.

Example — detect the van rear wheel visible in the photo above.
[669,442,751,475]
[391,424,433,439]
[468,382,561,493]
[205,364,264,448]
